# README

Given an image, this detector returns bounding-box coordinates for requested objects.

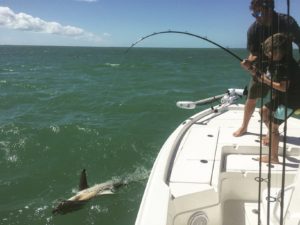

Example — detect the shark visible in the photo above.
[52,169,125,215]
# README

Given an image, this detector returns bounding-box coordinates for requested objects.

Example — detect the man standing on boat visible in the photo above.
[241,33,300,163]
[233,0,300,137]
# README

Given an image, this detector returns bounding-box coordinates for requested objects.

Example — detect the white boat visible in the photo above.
[135,89,300,225]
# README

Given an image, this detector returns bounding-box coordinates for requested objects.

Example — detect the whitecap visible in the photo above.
[76,125,91,133]
[105,63,120,68]
[50,125,60,134]
[46,216,53,225]
[90,205,108,213]
[0,141,19,163]
[0,141,9,148]
[71,187,78,194]
[7,155,18,163]
[34,205,48,216]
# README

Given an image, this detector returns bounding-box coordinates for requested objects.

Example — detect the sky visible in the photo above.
[0,0,299,48]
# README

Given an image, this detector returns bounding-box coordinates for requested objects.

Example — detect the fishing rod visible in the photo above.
[125,30,243,62]
[176,94,225,109]
[176,87,247,109]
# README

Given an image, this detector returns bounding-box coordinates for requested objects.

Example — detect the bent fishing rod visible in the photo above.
[126,30,268,85]
[125,30,243,62]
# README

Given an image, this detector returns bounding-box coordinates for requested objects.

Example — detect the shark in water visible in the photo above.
[52,169,125,215]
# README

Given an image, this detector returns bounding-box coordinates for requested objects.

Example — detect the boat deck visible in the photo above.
[168,105,300,225]
[170,105,300,195]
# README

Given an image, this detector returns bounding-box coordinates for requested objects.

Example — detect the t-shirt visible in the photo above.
[269,58,300,109]
[247,12,300,70]
[287,59,300,109]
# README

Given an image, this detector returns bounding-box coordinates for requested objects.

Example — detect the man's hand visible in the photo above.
[241,59,263,81]
[241,59,253,71]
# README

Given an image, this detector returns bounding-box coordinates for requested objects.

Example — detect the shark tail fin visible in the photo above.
[79,169,89,191]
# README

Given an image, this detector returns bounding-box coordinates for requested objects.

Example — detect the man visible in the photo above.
[233,0,300,137]
[241,33,300,163]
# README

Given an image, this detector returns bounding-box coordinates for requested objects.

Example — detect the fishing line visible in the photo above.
[125,30,243,62]
[279,1,290,224]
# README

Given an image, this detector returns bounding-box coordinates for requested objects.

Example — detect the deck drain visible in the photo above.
[266,164,275,168]
[200,159,208,164]
[188,211,208,225]
[207,134,214,137]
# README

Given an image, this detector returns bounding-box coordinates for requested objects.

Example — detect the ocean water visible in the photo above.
[0,46,249,225]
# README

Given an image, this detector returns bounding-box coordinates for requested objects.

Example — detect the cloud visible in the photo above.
[0,6,100,41]
[103,32,111,37]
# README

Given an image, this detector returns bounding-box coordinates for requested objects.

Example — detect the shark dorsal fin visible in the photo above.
[79,169,89,191]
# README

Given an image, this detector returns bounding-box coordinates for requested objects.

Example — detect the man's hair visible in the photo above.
[262,33,291,56]
[250,0,275,11]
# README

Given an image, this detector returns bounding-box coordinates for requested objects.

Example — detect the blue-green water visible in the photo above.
[0,46,249,225]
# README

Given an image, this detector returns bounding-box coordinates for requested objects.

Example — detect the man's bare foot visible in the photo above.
[262,135,270,146]
[254,155,280,164]
[233,127,247,137]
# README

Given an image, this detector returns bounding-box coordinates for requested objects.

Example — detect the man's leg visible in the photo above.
[260,123,280,164]
[233,98,257,137]
[260,105,271,145]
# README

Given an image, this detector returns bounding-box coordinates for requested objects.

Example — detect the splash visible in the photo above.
[119,166,150,185]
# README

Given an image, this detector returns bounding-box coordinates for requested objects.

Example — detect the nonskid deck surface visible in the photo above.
[223,200,261,225]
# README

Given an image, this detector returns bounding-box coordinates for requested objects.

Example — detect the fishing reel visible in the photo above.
[221,87,248,105]
[176,87,248,109]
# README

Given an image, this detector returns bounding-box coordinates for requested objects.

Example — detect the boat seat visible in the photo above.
[283,168,300,225]
[261,168,300,225]
[261,185,294,224]
[170,125,219,184]
[225,154,299,173]
[169,125,220,197]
